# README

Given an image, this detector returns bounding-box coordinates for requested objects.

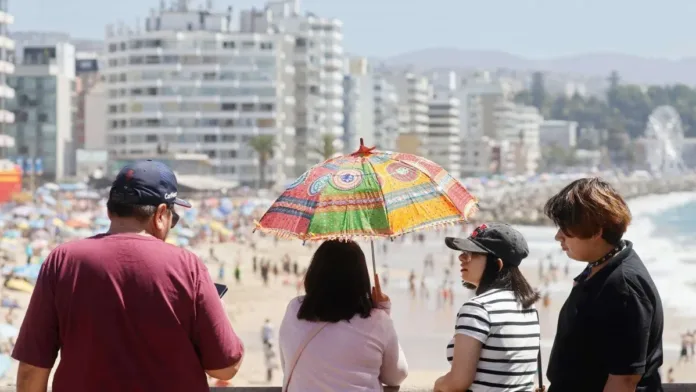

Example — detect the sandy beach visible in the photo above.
[207,228,696,388]
[0,222,695,387]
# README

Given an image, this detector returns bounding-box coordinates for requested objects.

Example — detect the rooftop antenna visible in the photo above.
[206,0,213,10]
[159,0,166,11]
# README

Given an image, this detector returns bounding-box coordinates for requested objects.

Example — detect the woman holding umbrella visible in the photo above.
[278,240,408,391]
[434,223,542,392]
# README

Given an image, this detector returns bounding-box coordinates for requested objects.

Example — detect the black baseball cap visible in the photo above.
[445,223,529,267]
[109,160,191,208]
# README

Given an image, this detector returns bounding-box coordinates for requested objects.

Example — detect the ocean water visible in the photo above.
[375,191,696,317]
[366,192,696,371]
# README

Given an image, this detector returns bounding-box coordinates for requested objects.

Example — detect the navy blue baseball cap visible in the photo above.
[109,160,191,208]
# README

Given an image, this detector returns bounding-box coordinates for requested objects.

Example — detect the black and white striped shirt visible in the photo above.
[446,289,540,391]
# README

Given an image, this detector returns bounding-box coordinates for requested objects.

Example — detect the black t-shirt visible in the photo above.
[546,241,664,392]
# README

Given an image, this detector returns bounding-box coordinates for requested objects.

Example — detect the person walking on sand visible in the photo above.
[234,263,241,284]
[408,270,416,299]
[679,334,689,364]
[263,339,278,383]
[12,160,244,392]
[434,223,541,392]
[262,319,274,345]
[544,178,663,392]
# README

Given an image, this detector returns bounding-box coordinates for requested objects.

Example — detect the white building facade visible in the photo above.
[384,71,430,155]
[494,101,542,175]
[373,74,399,151]
[7,43,75,180]
[428,71,460,177]
[539,120,578,149]
[342,57,374,152]
[241,0,344,175]
[104,2,296,186]
[0,0,14,150]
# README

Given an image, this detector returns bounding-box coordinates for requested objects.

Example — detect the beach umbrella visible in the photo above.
[176,227,195,238]
[0,354,11,379]
[11,206,33,217]
[254,139,478,271]
[0,324,19,339]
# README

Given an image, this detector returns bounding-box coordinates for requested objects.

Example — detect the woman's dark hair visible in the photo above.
[297,240,373,323]
[476,254,540,309]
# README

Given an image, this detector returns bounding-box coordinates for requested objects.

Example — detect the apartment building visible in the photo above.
[0,0,14,151]
[7,43,75,180]
[493,101,542,175]
[240,0,344,175]
[384,71,430,155]
[103,1,296,186]
[373,74,399,151]
[428,70,460,177]
[539,120,578,149]
[342,57,375,152]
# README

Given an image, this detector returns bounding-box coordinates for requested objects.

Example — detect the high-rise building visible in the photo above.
[240,0,344,175]
[539,120,578,149]
[0,0,15,151]
[428,71,461,177]
[384,71,430,155]
[493,101,542,175]
[373,74,399,151]
[104,1,296,186]
[342,57,374,152]
[74,52,103,152]
[7,43,76,180]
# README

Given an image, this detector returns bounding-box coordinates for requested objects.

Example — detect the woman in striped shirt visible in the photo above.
[434,223,541,392]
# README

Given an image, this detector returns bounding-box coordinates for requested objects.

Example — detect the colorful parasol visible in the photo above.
[255,139,478,269]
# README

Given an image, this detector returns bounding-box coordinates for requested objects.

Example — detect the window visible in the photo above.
[145,134,158,143]
[257,119,275,128]
[221,103,237,111]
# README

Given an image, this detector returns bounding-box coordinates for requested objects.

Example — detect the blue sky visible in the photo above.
[10,0,696,58]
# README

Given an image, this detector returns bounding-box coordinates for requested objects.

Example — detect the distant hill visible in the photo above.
[383,48,696,85]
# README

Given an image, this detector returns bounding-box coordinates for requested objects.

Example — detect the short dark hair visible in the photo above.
[106,200,165,222]
[476,254,540,309]
[297,240,373,323]
[543,177,631,245]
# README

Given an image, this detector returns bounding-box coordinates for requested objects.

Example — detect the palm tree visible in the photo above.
[313,133,338,160]
[248,135,276,189]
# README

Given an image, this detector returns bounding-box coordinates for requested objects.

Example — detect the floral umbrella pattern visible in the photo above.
[255,145,478,241]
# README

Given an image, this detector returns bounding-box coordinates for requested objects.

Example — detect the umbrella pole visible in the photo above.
[370,240,377,275]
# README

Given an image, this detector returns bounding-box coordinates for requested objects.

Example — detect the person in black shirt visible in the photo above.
[543,178,664,392]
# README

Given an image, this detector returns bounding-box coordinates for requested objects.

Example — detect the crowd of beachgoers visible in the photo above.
[0,170,695,388]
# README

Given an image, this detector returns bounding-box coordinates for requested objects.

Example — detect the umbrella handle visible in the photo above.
[370,240,377,275]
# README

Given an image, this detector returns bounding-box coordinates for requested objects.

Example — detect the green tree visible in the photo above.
[248,135,276,189]
[530,71,548,116]
[313,133,338,160]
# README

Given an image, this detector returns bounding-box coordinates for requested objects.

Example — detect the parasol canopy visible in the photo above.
[255,140,478,242]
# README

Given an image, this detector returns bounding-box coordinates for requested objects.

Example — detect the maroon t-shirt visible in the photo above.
[12,233,244,392]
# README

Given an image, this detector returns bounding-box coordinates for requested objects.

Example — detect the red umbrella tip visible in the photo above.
[352,138,376,157]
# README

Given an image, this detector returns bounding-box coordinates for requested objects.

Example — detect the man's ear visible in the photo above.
[497,258,503,272]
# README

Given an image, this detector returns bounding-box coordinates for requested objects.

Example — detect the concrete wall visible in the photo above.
[1,386,695,391]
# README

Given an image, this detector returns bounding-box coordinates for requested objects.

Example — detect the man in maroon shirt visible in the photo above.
[12,160,244,392]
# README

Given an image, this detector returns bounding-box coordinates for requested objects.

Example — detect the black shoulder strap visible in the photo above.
[535,309,545,391]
